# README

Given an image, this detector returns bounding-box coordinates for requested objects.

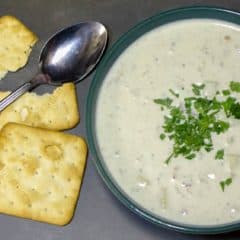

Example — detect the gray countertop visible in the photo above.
[0,1,240,239]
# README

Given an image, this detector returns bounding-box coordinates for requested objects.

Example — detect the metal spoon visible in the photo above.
[0,21,108,111]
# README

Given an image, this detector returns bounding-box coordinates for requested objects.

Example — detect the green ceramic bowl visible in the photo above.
[86,6,240,234]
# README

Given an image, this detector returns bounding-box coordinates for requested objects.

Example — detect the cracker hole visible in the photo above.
[64,195,68,199]
[67,178,71,182]
[9,201,14,206]
[34,171,39,175]
[28,204,32,208]
[18,168,22,172]
[73,146,80,151]
[48,191,52,195]
[58,211,63,215]
[44,208,48,212]
[51,175,55,179]
[0,162,5,171]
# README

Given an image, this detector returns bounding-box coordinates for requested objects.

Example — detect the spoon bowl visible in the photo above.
[0,21,108,111]
[40,22,107,84]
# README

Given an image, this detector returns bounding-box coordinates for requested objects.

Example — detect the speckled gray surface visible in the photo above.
[0,1,240,239]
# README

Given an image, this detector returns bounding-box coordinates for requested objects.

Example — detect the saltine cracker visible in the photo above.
[0,15,38,79]
[0,123,87,225]
[0,83,80,130]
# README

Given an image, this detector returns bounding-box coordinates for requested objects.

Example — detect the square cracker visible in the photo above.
[0,15,38,79]
[0,123,87,225]
[0,83,80,130]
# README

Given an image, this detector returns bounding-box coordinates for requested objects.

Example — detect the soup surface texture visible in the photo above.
[96,19,240,225]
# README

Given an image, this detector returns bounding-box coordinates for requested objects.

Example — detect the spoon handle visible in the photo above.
[0,82,33,111]
[0,74,51,112]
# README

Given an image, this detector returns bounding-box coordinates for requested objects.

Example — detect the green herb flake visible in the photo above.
[192,83,205,96]
[185,153,196,160]
[230,102,240,119]
[230,81,240,93]
[222,89,231,96]
[169,89,179,98]
[154,98,173,108]
[160,133,166,140]
[215,149,224,160]
[221,96,240,119]
[164,153,174,165]
[221,97,236,117]
[220,178,232,192]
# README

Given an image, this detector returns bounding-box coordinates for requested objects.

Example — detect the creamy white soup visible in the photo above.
[95,19,240,225]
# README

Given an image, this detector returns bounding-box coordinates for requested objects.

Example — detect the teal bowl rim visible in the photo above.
[86,6,240,234]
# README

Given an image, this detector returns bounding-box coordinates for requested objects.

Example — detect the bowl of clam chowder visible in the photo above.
[86,6,240,234]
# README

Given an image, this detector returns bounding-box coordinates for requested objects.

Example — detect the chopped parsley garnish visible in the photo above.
[215,149,224,160]
[192,83,205,96]
[154,81,240,189]
[154,94,230,164]
[230,81,240,93]
[230,102,240,119]
[220,178,232,192]
[221,96,240,119]
[154,98,172,109]
[169,89,179,98]
[222,89,231,96]
[160,133,166,140]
